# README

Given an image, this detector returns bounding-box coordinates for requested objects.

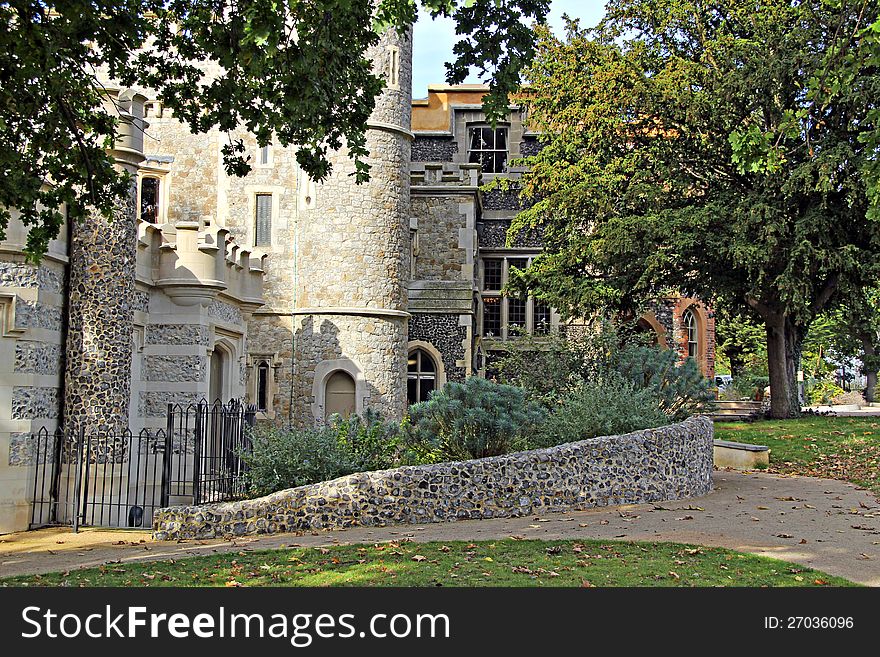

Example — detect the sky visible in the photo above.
[411,0,607,99]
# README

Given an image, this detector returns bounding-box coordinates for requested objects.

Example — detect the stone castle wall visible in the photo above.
[411,194,473,281]
[0,255,67,533]
[153,415,714,539]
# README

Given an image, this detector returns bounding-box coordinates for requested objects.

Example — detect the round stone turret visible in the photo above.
[292,25,413,424]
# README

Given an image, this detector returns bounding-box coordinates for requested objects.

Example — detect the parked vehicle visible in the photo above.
[714,374,733,389]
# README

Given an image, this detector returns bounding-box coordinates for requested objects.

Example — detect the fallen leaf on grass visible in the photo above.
[411,555,427,562]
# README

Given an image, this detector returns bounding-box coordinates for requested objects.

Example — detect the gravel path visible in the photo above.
[2,471,878,585]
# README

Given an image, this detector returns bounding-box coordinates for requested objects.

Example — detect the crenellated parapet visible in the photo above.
[410,162,481,189]
[137,218,266,312]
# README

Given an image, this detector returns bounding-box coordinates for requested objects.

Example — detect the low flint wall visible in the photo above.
[153,415,714,540]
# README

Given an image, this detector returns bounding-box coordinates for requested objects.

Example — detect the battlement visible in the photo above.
[137,218,266,311]
[410,162,481,188]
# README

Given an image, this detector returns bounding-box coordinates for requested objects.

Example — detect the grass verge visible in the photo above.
[0,539,855,587]
[715,416,880,494]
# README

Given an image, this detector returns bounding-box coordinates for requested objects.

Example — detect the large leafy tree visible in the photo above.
[509,0,880,418]
[0,0,549,257]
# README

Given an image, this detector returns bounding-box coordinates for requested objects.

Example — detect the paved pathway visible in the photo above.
[1,471,878,585]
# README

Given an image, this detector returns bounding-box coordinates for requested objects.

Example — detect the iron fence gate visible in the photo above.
[29,400,255,530]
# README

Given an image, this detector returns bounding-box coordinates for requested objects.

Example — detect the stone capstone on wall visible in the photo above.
[153,416,714,540]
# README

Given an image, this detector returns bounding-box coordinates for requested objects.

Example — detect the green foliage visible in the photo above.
[508,1,880,419]
[242,425,358,497]
[806,380,846,406]
[405,377,547,460]
[243,410,413,495]
[529,373,669,450]
[490,326,614,405]
[729,373,770,401]
[610,344,714,421]
[0,0,549,259]
[493,321,713,420]
[714,306,767,377]
[328,408,402,473]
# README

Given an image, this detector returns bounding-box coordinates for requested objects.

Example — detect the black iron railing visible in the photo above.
[29,399,255,530]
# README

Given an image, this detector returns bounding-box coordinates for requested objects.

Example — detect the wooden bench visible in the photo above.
[709,400,764,421]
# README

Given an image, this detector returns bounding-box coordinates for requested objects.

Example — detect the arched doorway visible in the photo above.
[325,370,356,420]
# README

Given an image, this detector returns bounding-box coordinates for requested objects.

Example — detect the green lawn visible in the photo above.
[715,416,880,494]
[0,539,854,587]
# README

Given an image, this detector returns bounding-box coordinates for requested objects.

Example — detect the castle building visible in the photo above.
[0,34,714,533]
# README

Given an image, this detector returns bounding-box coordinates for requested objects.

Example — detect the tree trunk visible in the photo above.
[862,337,877,404]
[784,317,807,414]
[765,315,794,418]
[728,347,746,378]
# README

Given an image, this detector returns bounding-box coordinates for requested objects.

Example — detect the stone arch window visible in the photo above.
[140,176,161,223]
[407,348,438,404]
[683,308,699,359]
[325,370,356,420]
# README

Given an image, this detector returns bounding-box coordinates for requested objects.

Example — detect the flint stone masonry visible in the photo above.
[408,313,467,381]
[146,324,210,346]
[15,299,64,332]
[11,386,61,419]
[140,391,204,417]
[520,136,543,158]
[63,178,138,435]
[143,354,205,382]
[411,137,458,163]
[209,300,243,326]
[14,342,61,375]
[0,261,64,293]
[153,416,713,540]
[7,432,36,466]
[133,290,150,313]
[478,220,544,249]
